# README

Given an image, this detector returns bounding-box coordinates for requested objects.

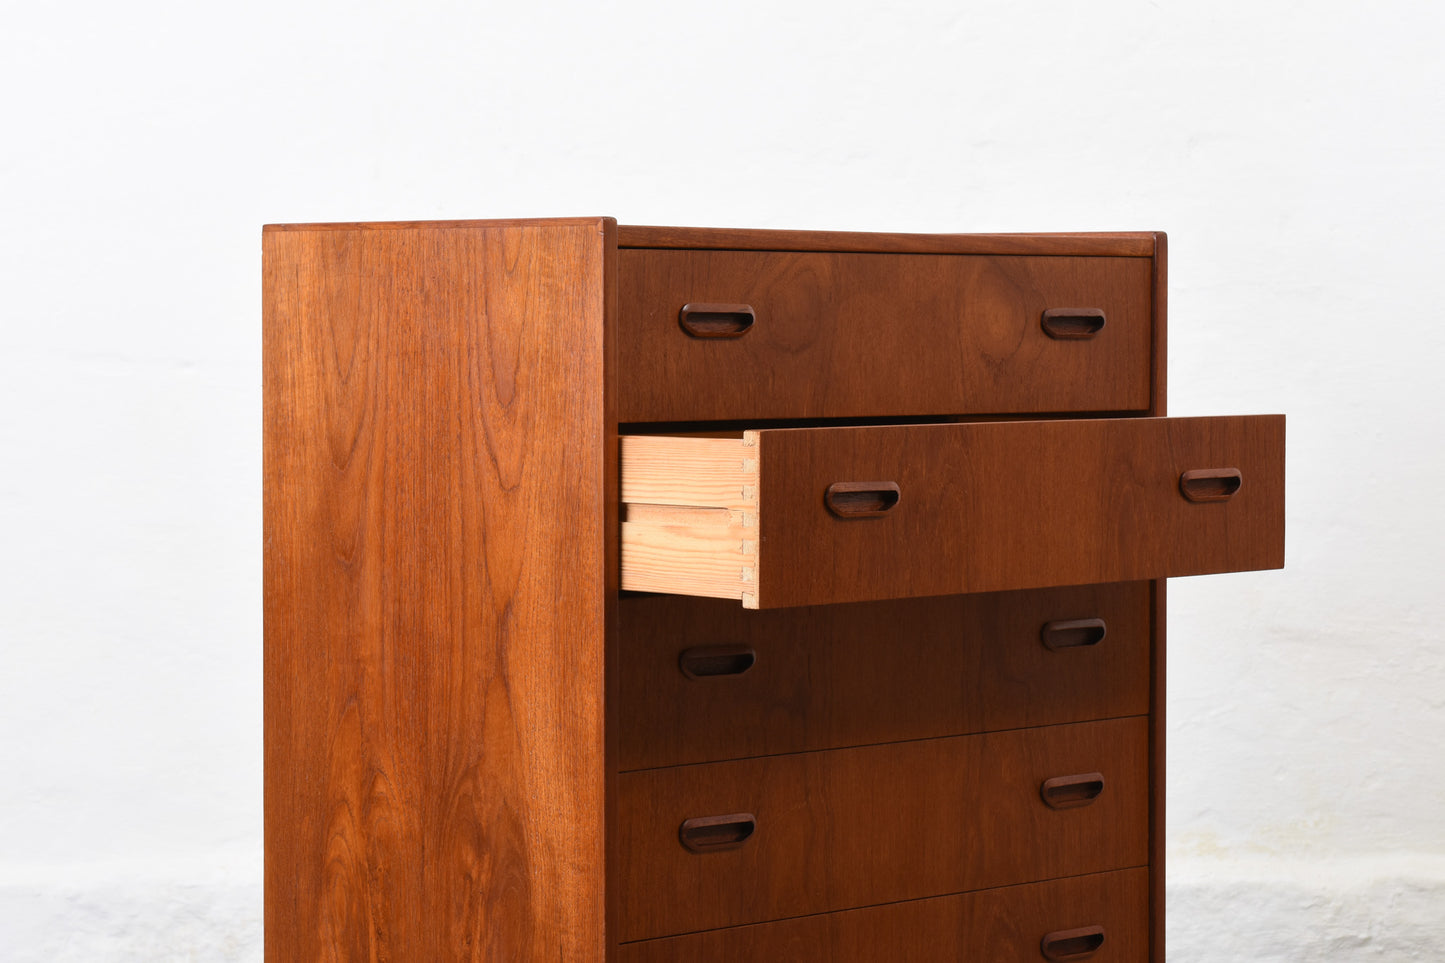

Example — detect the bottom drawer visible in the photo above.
[617,868,1148,962]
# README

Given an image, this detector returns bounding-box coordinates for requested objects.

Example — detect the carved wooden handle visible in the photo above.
[1180,467,1242,502]
[1040,773,1106,810]
[824,481,901,518]
[1040,618,1107,651]
[1041,308,1106,340]
[678,303,755,338]
[1041,925,1106,960]
[678,645,756,680]
[679,813,756,853]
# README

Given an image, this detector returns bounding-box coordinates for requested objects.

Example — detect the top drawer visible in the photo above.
[617,250,1153,423]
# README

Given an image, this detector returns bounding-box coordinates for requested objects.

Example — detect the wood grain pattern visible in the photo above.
[619,505,759,605]
[620,433,760,605]
[749,415,1284,608]
[618,250,1152,422]
[618,582,1151,771]
[619,225,1159,256]
[264,219,611,961]
[617,868,1149,962]
[615,717,1148,941]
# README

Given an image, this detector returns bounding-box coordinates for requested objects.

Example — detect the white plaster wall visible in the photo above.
[2,0,1441,958]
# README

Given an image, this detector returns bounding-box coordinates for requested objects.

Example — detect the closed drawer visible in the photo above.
[617,250,1153,423]
[615,716,1147,941]
[621,414,1284,608]
[619,582,1150,771]
[617,867,1148,962]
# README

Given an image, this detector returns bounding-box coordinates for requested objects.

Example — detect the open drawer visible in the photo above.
[620,416,1284,608]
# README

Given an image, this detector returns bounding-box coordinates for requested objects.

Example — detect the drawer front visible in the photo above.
[617,867,1148,962]
[619,582,1150,771]
[618,250,1153,423]
[621,414,1284,608]
[615,716,1148,941]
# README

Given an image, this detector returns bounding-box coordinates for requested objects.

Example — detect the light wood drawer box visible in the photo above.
[617,250,1153,423]
[621,414,1284,608]
[617,867,1148,963]
[618,582,1150,771]
[614,716,1148,942]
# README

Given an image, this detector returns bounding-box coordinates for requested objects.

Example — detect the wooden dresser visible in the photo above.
[264,218,1284,961]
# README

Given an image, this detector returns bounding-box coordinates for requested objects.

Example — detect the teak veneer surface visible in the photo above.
[618,582,1151,770]
[264,219,611,961]
[616,868,1149,962]
[618,250,1152,422]
[615,716,1148,941]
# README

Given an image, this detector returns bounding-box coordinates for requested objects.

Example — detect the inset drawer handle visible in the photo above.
[1041,308,1106,340]
[1180,467,1243,502]
[1040,772,1106,810]
[1041,925,1106,960]
[679,813,756,853]
[1041,618,1107,651]
[679,303,755,338]
[679,645,757,680]
[825,481,901,518]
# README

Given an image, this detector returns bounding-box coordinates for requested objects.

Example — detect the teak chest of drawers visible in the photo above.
[264,218,1285,961]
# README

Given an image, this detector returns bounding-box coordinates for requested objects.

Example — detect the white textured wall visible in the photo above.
[3,1,1442,959]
